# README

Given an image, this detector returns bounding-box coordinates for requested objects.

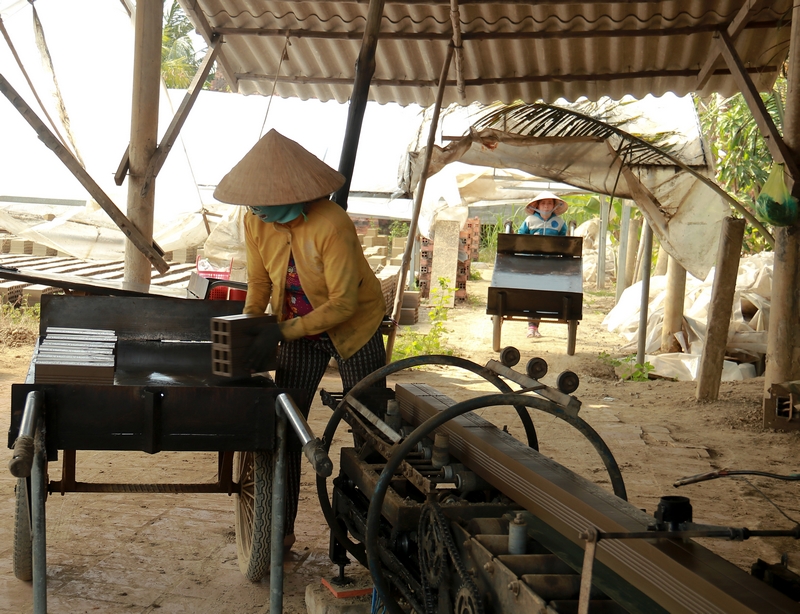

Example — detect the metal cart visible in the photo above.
[487,234,583,355]
[7,294,327,614]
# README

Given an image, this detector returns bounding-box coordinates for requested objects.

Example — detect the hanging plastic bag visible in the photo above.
[754,163,799,226]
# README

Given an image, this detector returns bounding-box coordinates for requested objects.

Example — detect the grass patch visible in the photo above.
[0,301,40,347]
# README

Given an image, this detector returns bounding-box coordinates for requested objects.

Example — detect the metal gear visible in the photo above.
[418,504,447,589]
[454,585,481,614]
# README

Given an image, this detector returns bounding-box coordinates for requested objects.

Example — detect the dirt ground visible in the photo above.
[1,269,799,613]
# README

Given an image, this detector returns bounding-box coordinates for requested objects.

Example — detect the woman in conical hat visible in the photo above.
[516,190,569,337]
[214,129,387,551]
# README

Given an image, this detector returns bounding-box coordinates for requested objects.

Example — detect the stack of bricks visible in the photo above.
[33,327,117,384]
[399,290,420,325]
[455,217,481,302]
[211,314,277,378]
[418,236,433,299]
[360,228,390,271]
[389,236,406,266]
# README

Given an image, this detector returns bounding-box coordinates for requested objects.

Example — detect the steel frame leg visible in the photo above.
[269,413,288,614]
[32,422,47,614]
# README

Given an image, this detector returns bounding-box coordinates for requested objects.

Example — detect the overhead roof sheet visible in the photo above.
[180,0,793,106]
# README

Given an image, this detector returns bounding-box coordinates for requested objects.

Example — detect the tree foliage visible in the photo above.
[161,0,221,89]
[696,77,786,204]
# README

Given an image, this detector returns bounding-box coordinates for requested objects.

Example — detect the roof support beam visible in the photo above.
[140,39,221,197]
[449,0,466,102]
[332,0,386,210]
[716,29,799,186]
[177,0,238,92]
[215,21,779,43]
[763,0,800,402]
[115,39,220,189]
[237,64,777,88]
[125,0,165,283]
[696,0,768,90]
[0,73,169,274]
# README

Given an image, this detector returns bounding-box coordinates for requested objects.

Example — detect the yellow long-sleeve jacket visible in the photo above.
[243,198,386,360]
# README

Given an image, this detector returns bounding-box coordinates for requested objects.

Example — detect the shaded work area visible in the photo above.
[3,1,800,614]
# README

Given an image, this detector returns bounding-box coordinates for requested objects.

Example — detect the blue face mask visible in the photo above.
[249,203,305,224]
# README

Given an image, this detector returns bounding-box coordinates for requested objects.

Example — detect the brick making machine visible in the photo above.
[317,354,800,614]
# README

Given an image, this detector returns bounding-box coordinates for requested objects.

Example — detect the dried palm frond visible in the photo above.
[473,101,684,167]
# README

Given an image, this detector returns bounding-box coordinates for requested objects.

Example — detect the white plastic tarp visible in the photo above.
[0,0,208,259]
[603,253,773,380]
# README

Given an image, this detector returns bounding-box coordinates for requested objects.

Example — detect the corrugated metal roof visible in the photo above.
[180,0,792,106]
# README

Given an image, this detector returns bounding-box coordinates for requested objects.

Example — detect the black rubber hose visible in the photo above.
[315,354,540,564]
[366,392,627,614]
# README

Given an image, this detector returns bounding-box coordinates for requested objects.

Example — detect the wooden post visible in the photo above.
[596,194,608,290]
[764,0,800,397]
[625,217,641,288]
[124,0,162,284]
[385,44,454,362]
[332,0,385,210]
[653,243,668,276]
[615,202,631,303]
[661,255,686,353]
[636,220,653,367]
[696,218,746,401]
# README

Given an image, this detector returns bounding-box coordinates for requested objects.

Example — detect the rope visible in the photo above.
[258,34,291,139]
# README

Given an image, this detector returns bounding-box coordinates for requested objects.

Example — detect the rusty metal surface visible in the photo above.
[394,383,800,614]
[39,294,242,341]
[487,234,583,320]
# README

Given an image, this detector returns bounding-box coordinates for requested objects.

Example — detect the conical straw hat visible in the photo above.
[213,129,346,206]
[526,190,568,215]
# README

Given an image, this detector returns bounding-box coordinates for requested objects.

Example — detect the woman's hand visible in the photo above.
[247,323,284,372]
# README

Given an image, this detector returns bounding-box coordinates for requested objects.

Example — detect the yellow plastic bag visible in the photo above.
[755,163,798,226]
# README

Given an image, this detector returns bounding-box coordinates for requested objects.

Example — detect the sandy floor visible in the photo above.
[1,272,799,613]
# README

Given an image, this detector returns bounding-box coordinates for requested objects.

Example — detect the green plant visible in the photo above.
[598,352,654,381]
[391,278,454,360]
[0,300,40,347]
[468,268,483,281]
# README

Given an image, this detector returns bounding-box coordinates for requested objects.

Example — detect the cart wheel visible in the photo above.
[234,451,274,582]
[526,357,548,380]
[499,346,520,367]
[567,320,578,356]
[492,316,503,352]
[556,370,580,394]
[13,478,32,582]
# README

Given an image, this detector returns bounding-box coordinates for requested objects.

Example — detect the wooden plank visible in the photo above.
[141,40,221,197]
[696,218,746,401]
[716,30,800,186]
[696,0,769,89]
[177,1,239,92]
[0,74,169,274]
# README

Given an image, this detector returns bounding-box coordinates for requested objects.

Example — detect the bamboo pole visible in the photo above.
[596,194,608,290]
[332,0,386,210]
[636,220,653,367]
[653,243,668,276]
[625,217,641,288]
[0,74,168,273]
[615,202,631,303]
[385,44,454,362]
[764,0,800,398]
[696,218,746,401]
[124,0,162,284]
[661,255,686,353]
